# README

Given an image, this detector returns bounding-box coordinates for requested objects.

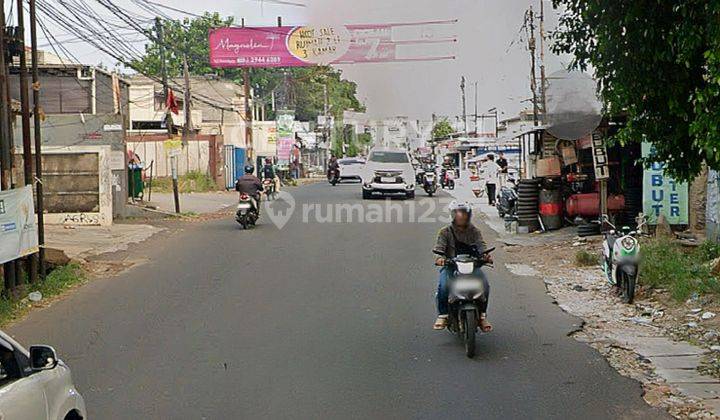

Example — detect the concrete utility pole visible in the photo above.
[243,68,252,163]
[182,52,192,143]
[155,17,173,138]
[460,76,467,135]
[17,0,37,284]
[539,0,547,114]
[29,0,45,278]
[527,6,539,126]
[0,0,18,294]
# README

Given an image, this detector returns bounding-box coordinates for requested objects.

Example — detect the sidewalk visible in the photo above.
[45,223,162,261]
[145,191,238,215]
[447,175,720,416]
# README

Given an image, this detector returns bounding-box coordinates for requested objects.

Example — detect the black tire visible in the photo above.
[449,181,455,190]
[330,178,338,186]
[240,219,248,230]
[426,190,434,197]
[362,189,372,200]
[406,190,415,200]
[624,274,636,304]
[463,311,477,358]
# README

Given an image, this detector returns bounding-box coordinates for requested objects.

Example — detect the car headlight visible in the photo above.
[621,237,637,250]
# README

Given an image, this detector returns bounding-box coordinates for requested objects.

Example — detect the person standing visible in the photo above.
[484,155,499,206]
[496,151,509,187]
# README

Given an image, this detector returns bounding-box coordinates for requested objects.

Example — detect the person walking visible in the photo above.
[484,155,499,206]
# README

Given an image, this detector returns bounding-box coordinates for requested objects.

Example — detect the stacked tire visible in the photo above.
[517,179,540,232]
[621,186,643,227]
[577,222,601,237]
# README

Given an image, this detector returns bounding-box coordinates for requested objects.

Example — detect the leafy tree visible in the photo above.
[431,120,454,140]
[551,0,720,181]
[131,13,364,123]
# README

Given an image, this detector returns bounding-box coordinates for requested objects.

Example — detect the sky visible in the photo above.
[23,0,570,124]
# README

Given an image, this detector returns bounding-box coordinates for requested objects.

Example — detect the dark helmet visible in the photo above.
[265,158,272,164]
[244,165,255,174]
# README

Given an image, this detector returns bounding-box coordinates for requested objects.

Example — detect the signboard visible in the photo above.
[642,142,689,225]
[209,21,456,68]
[0,186,39,265]
[163,138,183,157]
[590,131,609,180]
[276,111,295,163]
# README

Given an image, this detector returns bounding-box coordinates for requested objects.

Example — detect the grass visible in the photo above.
[575,250,599,267]
[149,171,218,194]
[0,263,86,326]
[639,238,720,301]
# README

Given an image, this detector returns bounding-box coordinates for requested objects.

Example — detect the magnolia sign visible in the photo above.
[0,186,38,264]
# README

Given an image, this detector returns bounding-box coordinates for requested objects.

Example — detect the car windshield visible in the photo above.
[340,159,364,165]
[368,152,409,163]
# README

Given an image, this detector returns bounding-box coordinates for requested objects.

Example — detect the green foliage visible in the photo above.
[0,263,86,326]
[131,13,364,122]
[640,238,720,300]
[432,120,454,140]
[551,1,720,181]
[150,171,217,193]
[575,250,598,267]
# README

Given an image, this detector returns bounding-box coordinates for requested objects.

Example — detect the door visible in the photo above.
[224,144,235,190]
[234,147,246,181]
[0,341,47,420]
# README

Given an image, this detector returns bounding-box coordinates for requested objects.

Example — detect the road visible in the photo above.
[9,183,666,419]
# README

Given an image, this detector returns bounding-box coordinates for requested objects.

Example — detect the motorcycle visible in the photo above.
[263,178,277,200]
[601,214,645,304]
[421,167,437,197]
[328,168,340,186]
[497,178,518,218]
[236,193,259,229]
[441,169,456,190]
[443,247,495,358]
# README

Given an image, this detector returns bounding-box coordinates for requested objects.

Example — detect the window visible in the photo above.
[368,152,409,163]
[0,343,20,387]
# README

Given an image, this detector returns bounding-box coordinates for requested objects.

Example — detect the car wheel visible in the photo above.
[363,190,372,200]
[406,190,415,200]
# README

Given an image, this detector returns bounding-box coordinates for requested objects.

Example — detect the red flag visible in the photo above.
[166,89,179,115]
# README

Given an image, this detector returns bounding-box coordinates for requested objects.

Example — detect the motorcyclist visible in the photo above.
[440,156,454,186]
[261,158,280,193]
[432,201,493,332]
[235,165,263,213]
[328,155,340,176]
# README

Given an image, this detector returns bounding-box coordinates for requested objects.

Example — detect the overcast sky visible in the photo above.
[24,0,570,123]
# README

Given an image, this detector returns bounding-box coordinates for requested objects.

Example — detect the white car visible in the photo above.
[0,330,86,420]
[338,158,365,183]
[361,148,416,199]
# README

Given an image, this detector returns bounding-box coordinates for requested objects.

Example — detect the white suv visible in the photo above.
[361,148,416,199]
[0,330,86,420]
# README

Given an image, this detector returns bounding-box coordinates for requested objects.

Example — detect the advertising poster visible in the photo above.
[276,111,295,163]
[0,186,39,264]
[642,142,689,225]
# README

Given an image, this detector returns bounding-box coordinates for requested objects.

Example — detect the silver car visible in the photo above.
[0,330,86,419]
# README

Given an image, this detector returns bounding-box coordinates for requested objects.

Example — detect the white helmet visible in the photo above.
[448,200,472,218]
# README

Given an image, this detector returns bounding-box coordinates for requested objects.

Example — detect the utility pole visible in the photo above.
[243,68,252,164]
[0,0,17,294]
[29,0,45,278]
[460,76,467,136]
[473,81,478,136]
[539,0,547,115]
[528,7,539,126]
[16,0,37,284]
[155,17,179,213]
[155,18,173,138]
[182,44,192,144]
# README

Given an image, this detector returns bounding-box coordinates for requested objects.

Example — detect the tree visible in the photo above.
[431,120,454,140]
[552,0,720,181]
[131,13,364,122]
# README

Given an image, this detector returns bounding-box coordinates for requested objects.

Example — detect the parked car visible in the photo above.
[0,330,86,420]
[338,158,365,183]
[361,148,416,199]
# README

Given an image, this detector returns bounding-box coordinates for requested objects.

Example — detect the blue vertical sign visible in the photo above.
[642,142,689,225]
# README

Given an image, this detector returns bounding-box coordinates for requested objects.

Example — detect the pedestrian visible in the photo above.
[484,154,498,206]
[497,151,509,187]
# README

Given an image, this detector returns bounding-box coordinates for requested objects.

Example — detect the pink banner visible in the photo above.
[209,22,456,68]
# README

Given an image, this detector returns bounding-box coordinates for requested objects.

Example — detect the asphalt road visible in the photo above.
[9,183,667,419]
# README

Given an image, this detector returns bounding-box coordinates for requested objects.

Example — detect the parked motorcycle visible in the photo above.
[328,168,340,186]
[236,193,259,229]
[443,247,495,358]
[421,167,437,197]
[497,178,518,218]
[601,214,645,304]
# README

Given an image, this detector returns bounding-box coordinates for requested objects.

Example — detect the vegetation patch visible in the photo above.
[0,263,87,326]
[640,238,720,301]
[575,249,599,267]
[149,171,217,193]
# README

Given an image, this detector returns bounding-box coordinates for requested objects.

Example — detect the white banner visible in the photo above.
[0,186,38,264]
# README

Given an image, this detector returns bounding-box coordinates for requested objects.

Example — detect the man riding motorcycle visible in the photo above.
[261,157,280,194]
[432,201,493,332]
[235,165,263,215]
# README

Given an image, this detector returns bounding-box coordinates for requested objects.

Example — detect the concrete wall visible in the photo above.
[127,134,223,183]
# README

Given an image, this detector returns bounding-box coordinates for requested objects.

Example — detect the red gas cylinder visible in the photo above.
[539,189,563,230]
[566,193,625,218]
